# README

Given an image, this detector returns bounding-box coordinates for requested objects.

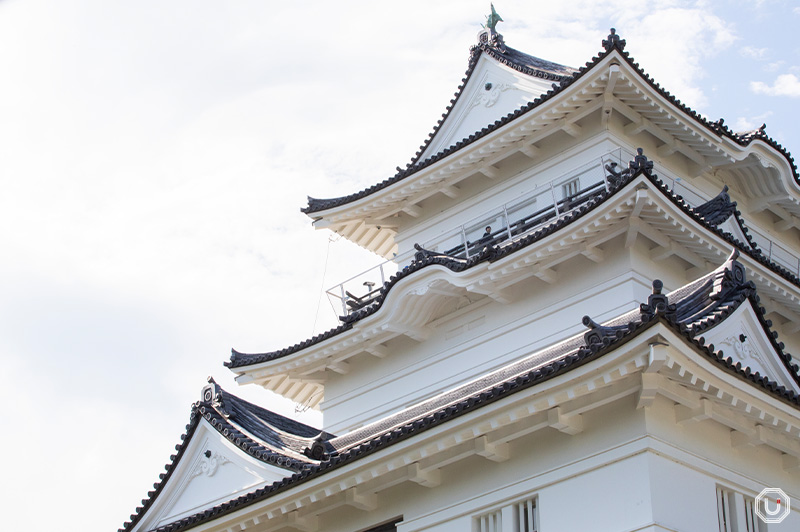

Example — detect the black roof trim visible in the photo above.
[694,186,737,227]
[119,380,327,532]
[130,253,799,532]
[303,43,797,216]
[232,168,800,370]
[232,168,636,369]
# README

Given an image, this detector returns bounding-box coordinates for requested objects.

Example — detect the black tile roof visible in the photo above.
[694,186,737,227]
[231,164,800,370]
[125,250,800,532]
[119,378,329,532]
[302,39,797,215]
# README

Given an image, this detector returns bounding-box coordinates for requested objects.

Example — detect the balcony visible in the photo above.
[325,148,800,318]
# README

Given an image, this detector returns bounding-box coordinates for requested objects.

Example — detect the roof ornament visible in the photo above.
[304,434,330,461]
[639,280,677,321]
[582,315,635,347]
[201,376,221,403]
[710,249,748,300]
[602,28,626,51]
[478,4,507,52]
[629,147,654,173]
[484,3,503,32]
[693,185,737,227]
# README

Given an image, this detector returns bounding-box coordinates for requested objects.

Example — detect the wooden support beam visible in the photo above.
[675,398,713,424]
[657,142,679,157]
[562,120,582,138]
[581,244,605,263]
[625,217,641,249]
[287,511,318,532]
[326,359,350,375]
[365,344,389,358]
[783,453,800,472]
[650,243,675,261]
[345,488,377,511]
[441,185,461,199]
[547,407,583,435]
[534,267,558,284]
[407,463,440,487]
[475,435,509,462]
[730,429,763,449]
[480,165,500,179]
[402,204,422,218]
[624,118,648,136]
[519,144,540,159]
[636,372,661,409]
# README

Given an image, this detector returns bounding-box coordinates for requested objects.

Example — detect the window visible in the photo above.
[717,487,763,532]
[561,178,579,199]
[513,497,538,532]
[475,509,502,532]
[474,497,537,532]
[361,517,402,532]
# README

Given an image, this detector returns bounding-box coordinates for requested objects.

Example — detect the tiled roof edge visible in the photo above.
[616,52,798,182]
[119,408,201,532]
[120,387,314,532]
[303,45,797,216]
[745,293,800,387]
[643,172,800,288]
[302,45,604,215]
[233,169,800,371]
[230,167,638,369]
[138,301,800,532]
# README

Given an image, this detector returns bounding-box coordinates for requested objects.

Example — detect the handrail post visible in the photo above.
[461,225,470,259]
[339,284,347,315]
[768,240,773,260]
[601,157,610,193]
[550,182,560,218]
[503,205,512,241]
[379,263,386,285]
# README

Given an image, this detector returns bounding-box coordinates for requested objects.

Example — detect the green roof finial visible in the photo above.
[485,3,503,32]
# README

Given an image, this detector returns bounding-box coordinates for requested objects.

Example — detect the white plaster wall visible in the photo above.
[322,238,652,433]
[421,54,557,161]
[302,393,797,532]
[395,136,628,260]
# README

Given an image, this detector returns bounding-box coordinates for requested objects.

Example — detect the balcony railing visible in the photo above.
[326,149,630,316]
[326,148,800,318]
[660,175,800,277]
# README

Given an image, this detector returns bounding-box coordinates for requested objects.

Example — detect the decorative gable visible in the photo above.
[700,302,800,395]
[420,52,560,160]
[133,418,290,532]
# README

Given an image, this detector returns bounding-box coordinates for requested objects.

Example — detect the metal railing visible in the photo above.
[326,149,630,316]
[326,149,800,318]
[660,175,800,277]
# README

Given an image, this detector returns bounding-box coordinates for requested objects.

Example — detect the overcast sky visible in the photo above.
[1,1,798,531]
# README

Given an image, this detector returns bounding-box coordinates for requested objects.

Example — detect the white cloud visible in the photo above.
[741,46,768,60]
[733,111,773,132]
[765,60,785,72]
[751,74,800,97]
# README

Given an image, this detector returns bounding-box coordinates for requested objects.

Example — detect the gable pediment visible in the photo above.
[132,418,291,532]
[420,52,560,161]
[700,302,800,395]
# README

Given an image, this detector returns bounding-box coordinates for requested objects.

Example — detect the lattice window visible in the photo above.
[474,497,537,532]
[562,178,580,199]
[513,497,538,532]
[717,487,763,532]
[475,509,503,532]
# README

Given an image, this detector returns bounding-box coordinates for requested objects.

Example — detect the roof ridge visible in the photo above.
[303,40,797,215]
[236,166,800,371]
[137,252,800,532]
